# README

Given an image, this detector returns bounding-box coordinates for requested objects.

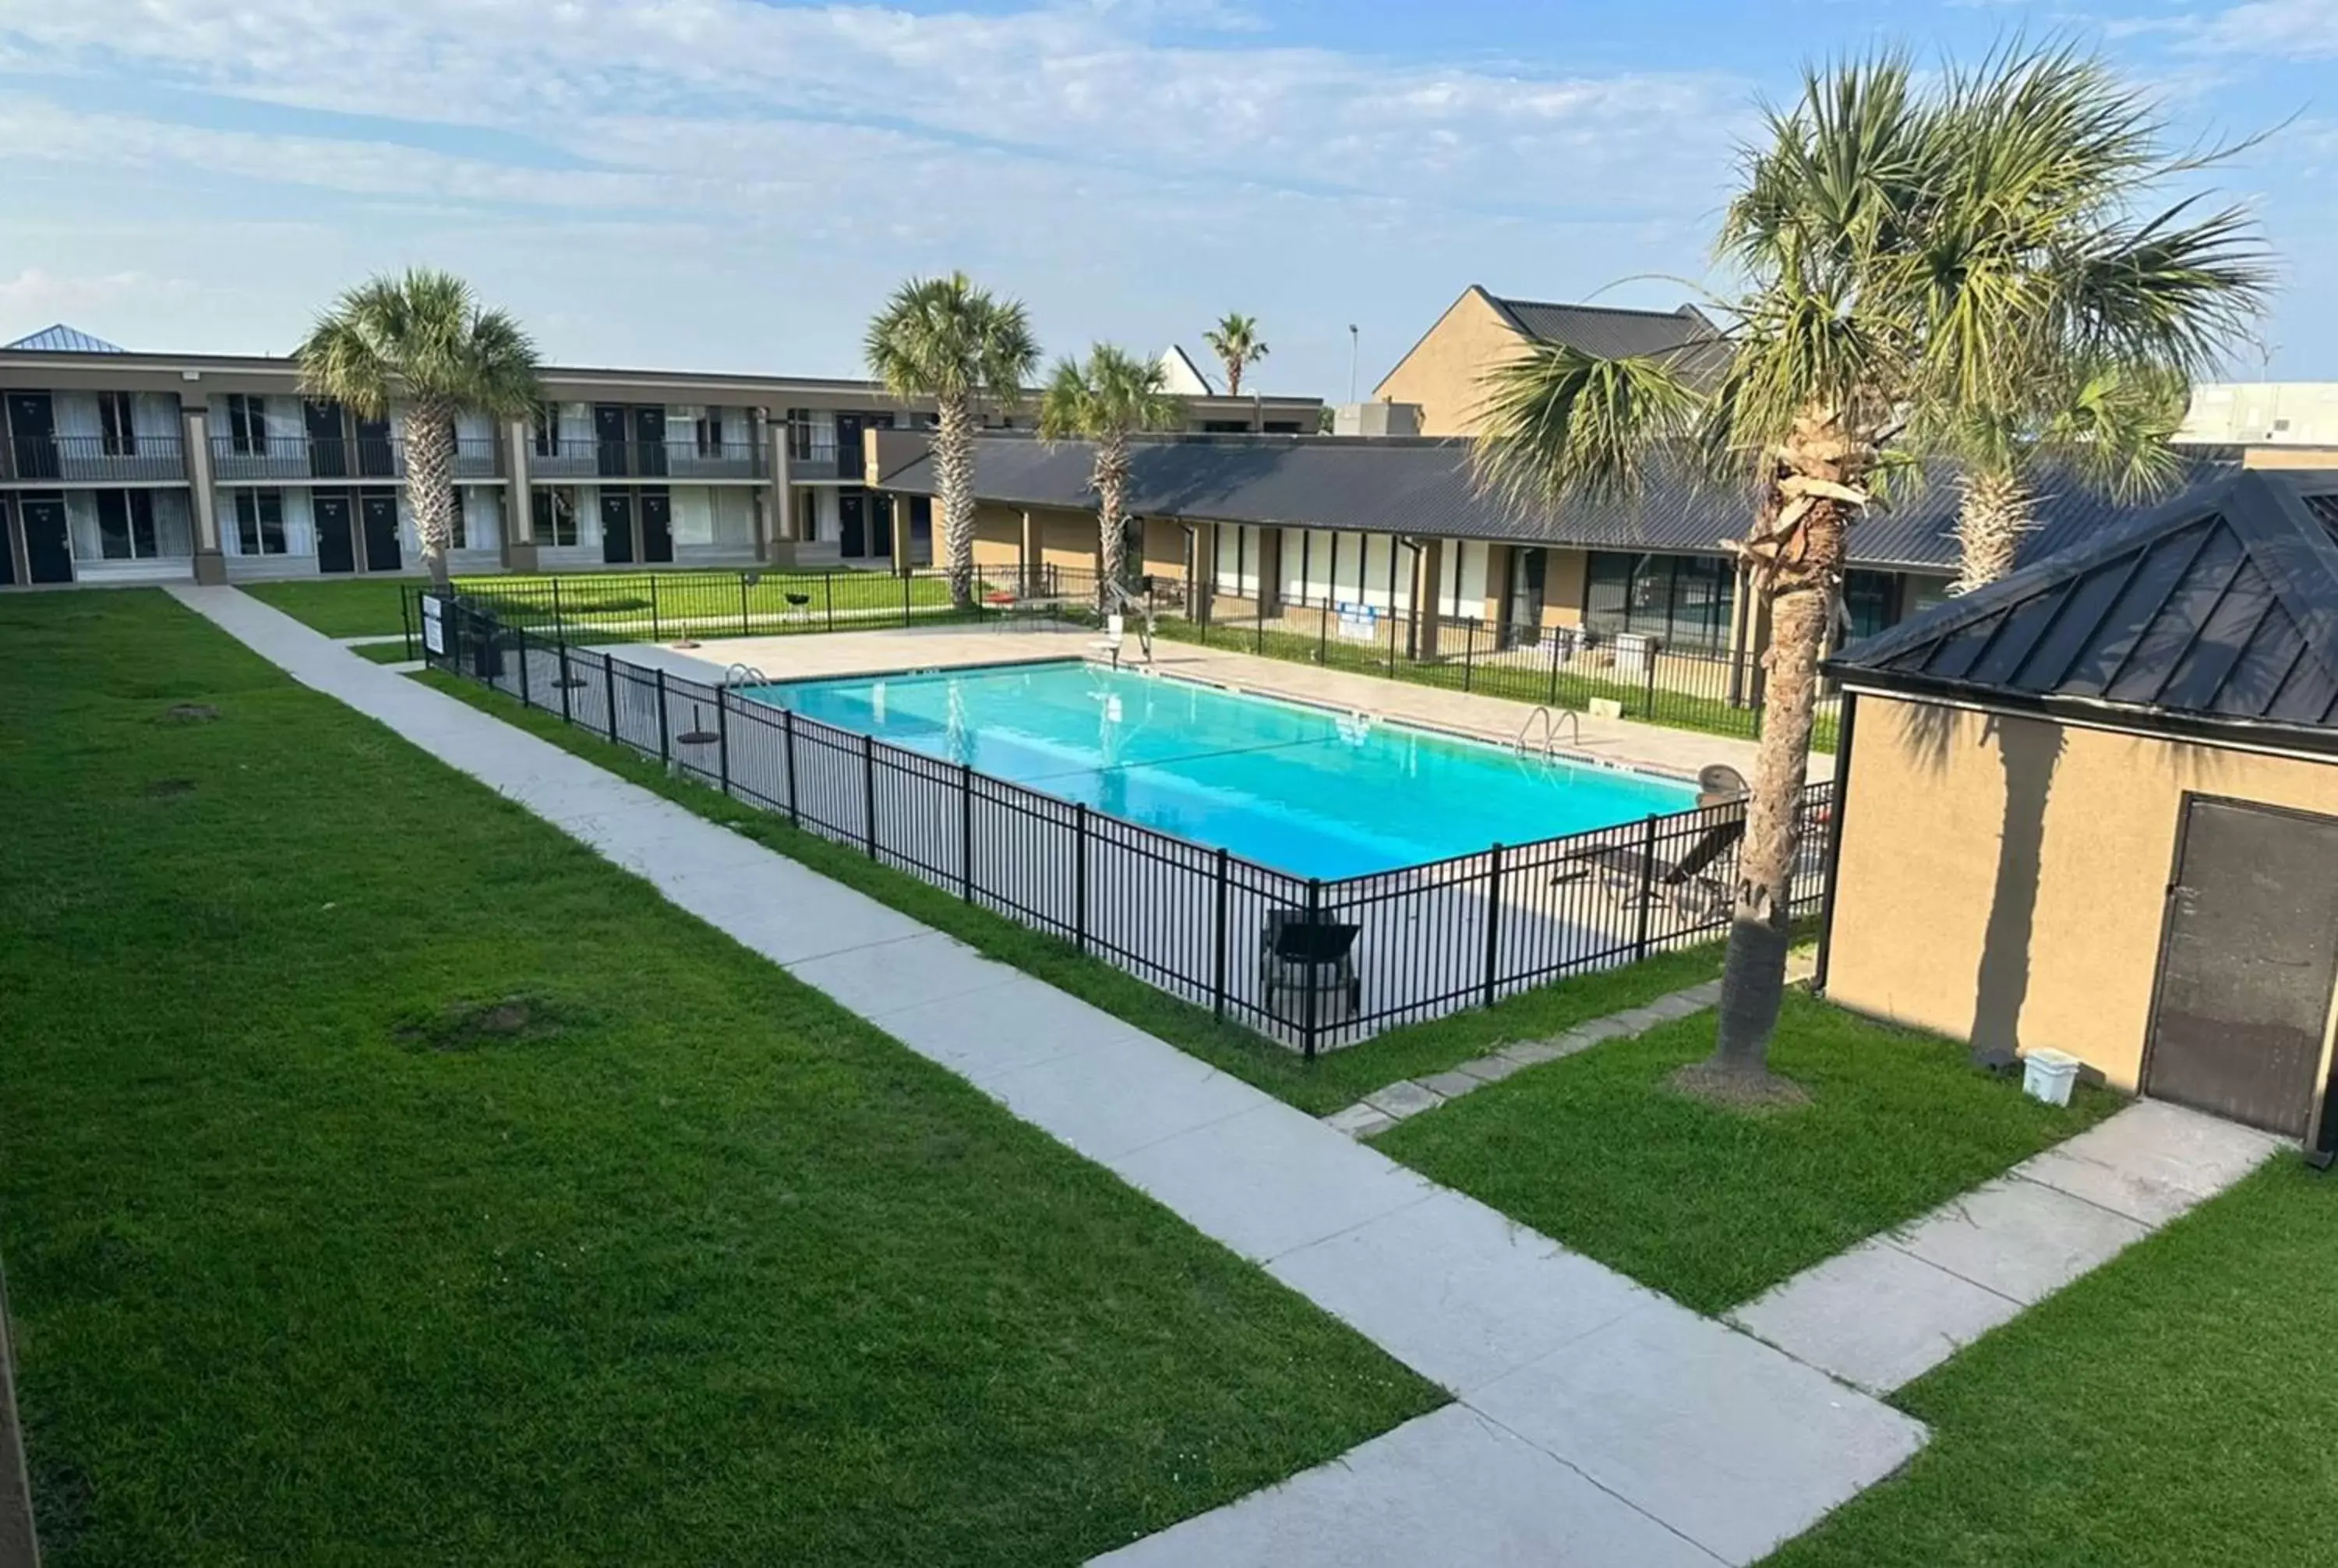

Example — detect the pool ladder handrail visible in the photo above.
[1515,705,1580,760]
[722,662,772,689]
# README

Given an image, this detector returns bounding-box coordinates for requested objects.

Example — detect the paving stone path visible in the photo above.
[1322,953,1817,1139]
[178,584,1923,1568]
[1729,1098,2283,1395]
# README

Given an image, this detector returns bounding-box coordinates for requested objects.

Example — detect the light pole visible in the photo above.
[1347,324,1359,404]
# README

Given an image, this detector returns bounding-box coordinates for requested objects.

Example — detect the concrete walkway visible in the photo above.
[173,584,1919,1566]
[1729,1100,2285,1396]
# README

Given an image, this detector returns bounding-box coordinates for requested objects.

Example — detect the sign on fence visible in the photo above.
[421,595,445,655]
[1336,602,1378,642]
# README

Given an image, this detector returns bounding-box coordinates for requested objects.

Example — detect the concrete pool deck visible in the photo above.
[602,623,1830,786]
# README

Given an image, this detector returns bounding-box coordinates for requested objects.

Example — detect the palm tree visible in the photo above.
[1037,345,1185,608]
[1203,313,1268,397]
[1948,365,2191,594]
[1474,45,2265,1099]
[865,274,1039,608]
[1920,51,2261,593]
[295,270,540,592]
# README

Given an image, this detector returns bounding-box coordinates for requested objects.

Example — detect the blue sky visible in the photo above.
[0,1,2331,395]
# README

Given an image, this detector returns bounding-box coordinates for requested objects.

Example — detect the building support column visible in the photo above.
[1725,561,1754,706]
[1256,526,1284,618]
[888,494,913,575]
[502,415,537,574]
[1187,521,1215,623]
[1409,536,1443,661]
[184,405,226,585]
[763,409,793,564]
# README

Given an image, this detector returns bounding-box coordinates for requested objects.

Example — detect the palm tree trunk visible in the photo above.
[1694,411,1859,1098]
[1095,435,1130,613]
[1226,361,1242,398]
[1951,466,2031,594]
[934,394,977,609]
[403,398,457,593]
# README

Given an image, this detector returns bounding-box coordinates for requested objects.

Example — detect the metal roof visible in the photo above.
[1826,470,2338,738]
[874,431,2238,576]
[1484,295,1732,386]
[5,323,125,353]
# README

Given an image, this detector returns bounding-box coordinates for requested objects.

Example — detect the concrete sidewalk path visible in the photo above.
[173,585,1923,1567]
[1729,1100,2285,1396]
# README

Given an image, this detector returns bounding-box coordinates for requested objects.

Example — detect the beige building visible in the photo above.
[2177,380,2338,448]
[1370,286,1725,436]
[0,323,1319,589]
[1820,469,2338,1154]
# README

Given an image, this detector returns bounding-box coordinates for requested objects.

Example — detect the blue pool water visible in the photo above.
[739,661,1695,879]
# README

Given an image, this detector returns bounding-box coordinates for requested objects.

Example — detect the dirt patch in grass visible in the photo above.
[142,779,196,800]
[1668,1058,1813,1111]
[158,703,219,723]
[394,994,572,1052]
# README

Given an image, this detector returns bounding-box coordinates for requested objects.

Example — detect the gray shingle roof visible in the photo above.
[1827,470,2338,736]
[3,323,125,353]
[1485,295,1731,385]
[874,432,2237,577]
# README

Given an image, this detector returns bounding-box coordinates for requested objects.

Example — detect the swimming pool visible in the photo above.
[736,661,1697,879]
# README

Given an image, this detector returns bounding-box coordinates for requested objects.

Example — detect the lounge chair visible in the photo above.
[1259,908,1363,1025]
[1553,802,1746,917]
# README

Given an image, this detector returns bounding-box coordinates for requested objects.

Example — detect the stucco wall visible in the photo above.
[1827,692,2338,1091]
[1371,288,1524,437]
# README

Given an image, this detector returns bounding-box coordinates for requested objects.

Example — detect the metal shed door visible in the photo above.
[2144,797,2338,1138]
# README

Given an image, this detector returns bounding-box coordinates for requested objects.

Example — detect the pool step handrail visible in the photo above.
[1515,705,1581,760]
[722,662,771,688]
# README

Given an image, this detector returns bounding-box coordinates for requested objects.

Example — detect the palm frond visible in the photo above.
[864,272,1040,411]
[1471,341,1708,510]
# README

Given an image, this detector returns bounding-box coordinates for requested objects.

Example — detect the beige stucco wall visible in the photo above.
[1828,692,2338,1091]
[1371,288,1525,437]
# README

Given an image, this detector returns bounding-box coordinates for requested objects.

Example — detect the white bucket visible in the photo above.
[2022,1048,2082,1107]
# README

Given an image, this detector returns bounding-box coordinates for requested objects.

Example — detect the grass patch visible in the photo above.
[0,591,1439,1564]
[242,577,418,637]
[415,666,1726,1115]
[351,639,417,664]
[1765,1159,2329,1568]
[1377,991,2124,1313]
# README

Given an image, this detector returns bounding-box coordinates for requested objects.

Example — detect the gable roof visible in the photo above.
[1482,290,1731,386]
[5,323,125,353]
[875,430,2238,576]
[1157,345,1217,397]
[1827,470,2338,742]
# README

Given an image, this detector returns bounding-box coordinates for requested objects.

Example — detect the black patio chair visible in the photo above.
[1259,908,1363,1023]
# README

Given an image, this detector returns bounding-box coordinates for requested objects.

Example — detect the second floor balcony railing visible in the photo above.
[782,433,846,481]
[528,437,766,482]
[6,434,187,484]
[210,435,501,483]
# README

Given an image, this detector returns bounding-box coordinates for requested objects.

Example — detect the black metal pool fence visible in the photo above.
[422,593,1834,1055]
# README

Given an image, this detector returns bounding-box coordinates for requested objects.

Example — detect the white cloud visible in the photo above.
[0,0,1758,383]
[0,266,194,316]
[2149,0,2338,58]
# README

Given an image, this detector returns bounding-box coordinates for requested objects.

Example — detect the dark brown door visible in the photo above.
[19,495,70,582]
[360,491,401,571]
[2144,796,2338,1137]
[638,488,672,563]
[314,493,355,574]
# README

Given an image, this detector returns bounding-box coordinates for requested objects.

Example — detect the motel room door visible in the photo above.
[313,493,356,574]
[601,490,636,564]
[638,488,673,564]
[838,490,867,559]
[2143,796,2338,1139]
[19,495,72,583]
[359,491,402,572]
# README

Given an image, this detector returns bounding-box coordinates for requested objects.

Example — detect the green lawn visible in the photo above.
[242,577,418,637]
[0,592,1438,1565]
[352,639,418,664]
[419,667,1727,1116]
[1377,991,2123,1313]
[1766,1160,2333,1568]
